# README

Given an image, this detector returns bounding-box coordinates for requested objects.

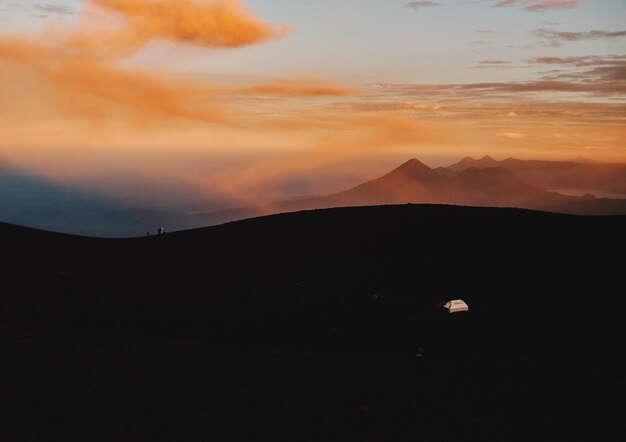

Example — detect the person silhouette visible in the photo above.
[158,227,165,235]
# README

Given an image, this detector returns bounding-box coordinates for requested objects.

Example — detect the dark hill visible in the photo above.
[2,205,625,441]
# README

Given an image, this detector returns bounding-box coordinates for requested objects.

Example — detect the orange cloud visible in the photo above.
[0,37,226,125]
[498,131,526,140]
[244,78,354,98]
[89,0,290,51]
[0,0,443,205]
[0,0,295,128]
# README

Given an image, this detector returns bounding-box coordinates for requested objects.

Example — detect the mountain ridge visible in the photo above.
[270,157,624,216]
[445,156,626,197]
[2,155,625,236]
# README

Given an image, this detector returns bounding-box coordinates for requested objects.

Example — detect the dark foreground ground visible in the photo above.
[1,205,625,441]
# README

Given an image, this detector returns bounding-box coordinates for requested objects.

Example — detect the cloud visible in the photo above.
[371,76,626,107]
[495,0,519,7]
[529,54,625,67]
[457,80,626,95]
[360,82,626,120]
[524,0,584,11]
[530,56,597,66]
[413,54,626,97]
[529,55,626,84]
[495,0,584,11]
[533,28,626,46]
[89,0,290,50]
[0,1,445,203]
[498,131,525,139]
[0,0,294,126]
[243,78,354,98]
[2,1,624,202]
[34,4,74,15]
[473,60,516,69]
[405,2,441,9]
[0,40,231,130]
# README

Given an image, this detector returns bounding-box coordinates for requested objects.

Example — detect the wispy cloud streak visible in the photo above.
[495,0,584,11]
[405,2,441,10]
[34,4,74,15]
[533,28,626,46]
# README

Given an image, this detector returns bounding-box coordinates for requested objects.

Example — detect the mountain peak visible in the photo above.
[447,155,502,172]
[380,158,445,184]
[395,158,432,173]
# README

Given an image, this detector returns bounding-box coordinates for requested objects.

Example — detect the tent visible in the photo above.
[443,299,469,314]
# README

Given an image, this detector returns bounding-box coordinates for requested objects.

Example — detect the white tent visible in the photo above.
[443,299,469,314]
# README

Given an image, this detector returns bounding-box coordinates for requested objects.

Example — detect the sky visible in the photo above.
[0,0,624,205]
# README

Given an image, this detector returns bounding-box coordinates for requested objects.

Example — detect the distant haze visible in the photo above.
[2,154,624,237]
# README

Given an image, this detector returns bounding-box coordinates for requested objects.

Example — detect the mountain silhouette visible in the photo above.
[271,157,614,214]
[2,155,625,237]
[445,156,626,197]
[330,158,450,205]
[449,155,498,172]
[449,166,566,208]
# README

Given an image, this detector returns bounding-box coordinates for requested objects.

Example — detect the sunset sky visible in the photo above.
[0,0,624,205]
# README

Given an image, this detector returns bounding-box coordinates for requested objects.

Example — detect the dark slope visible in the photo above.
[2,206,625,441]
[550,197,626,215]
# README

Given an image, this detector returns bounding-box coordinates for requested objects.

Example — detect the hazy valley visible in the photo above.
[2,156,625,237]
